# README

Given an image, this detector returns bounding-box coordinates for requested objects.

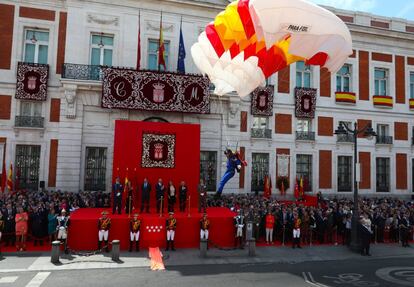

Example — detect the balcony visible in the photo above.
[336,133,354,143]
[376,135,393,145]
[62,63,103,81]
[295,131,315,141]
[15,116,44,128]
[251,128,272,139]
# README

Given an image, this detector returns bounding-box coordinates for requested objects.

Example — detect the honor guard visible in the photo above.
[234,210,244,249]
[56,209,70,254]
[129,213,141,252]
[98,211,111,252]
[200,213,210,240]
[166,212,177,251]
[292,213,302,249]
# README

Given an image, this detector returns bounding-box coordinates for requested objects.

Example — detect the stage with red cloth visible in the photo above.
[67,207,236,251]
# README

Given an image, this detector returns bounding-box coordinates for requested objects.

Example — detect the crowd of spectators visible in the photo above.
[0,190,111,249]
[207,193,414,246]
[0,189,413,251]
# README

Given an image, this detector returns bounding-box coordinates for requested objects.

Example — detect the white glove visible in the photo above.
[237,165,242,169]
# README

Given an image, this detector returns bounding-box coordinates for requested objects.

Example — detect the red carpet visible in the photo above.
[67,207,236,251]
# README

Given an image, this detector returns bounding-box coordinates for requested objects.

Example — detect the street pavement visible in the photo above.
[0,243,413,287]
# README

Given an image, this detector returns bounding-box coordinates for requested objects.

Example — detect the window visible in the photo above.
[15,145,41,190]
[410,72,414,99]
[200,151,217,191]
[148,39,170,71]
[338,156,352,192]
[376,157,390,192]
[374,68,388,96]
[20,101,42,117]
[377,124,389,137]
[90,34,114,66]
[251,153,269,191]
[24,29,49,64]
[296,154,312,192]
[84,147,107,191]
[252,117,268,129]
[336,64,351,92]
[296,61,312,88]
[297,119,312,132]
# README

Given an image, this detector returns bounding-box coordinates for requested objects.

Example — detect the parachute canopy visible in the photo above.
[191,0,353,97]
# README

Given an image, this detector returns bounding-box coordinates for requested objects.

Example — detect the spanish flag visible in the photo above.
[6,163,13,192]
[124,169,129,194]
[299,176,304,198]
[158,12,166,71]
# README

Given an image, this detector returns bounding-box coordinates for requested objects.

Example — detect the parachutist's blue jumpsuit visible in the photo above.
[217,155,241,195]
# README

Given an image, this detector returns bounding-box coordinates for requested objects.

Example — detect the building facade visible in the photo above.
[1,0,414,196]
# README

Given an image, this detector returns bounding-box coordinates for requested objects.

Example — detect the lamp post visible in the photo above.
[335,122,376,252]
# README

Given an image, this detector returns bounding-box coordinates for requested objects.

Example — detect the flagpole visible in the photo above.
[136,9,141,70]
[158,11,163,72]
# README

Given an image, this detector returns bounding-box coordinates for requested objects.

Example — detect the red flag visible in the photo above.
[136,10,141,70]
[1,156,6,192]
[6,163,13,192]
[299,176,304,199]
[294,177,299,199]
[158,12,166,70]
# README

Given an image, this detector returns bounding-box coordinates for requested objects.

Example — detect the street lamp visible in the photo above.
[335,122,376,252]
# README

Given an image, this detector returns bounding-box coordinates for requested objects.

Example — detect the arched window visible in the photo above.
[143,117,169,123]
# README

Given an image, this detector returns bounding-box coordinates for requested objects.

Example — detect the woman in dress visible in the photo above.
[15,206,28,251]
[48,208,57,243]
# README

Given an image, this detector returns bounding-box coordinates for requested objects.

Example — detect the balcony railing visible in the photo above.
[15,116,44,128]
[295,131,315,141]
[251,128,272,139]
[376,135,393,145]
[376,185,390,193]
[337,133,354,143]
[62,63,103,81]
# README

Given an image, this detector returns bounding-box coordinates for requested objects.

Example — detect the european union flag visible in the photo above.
[177,21,186,73]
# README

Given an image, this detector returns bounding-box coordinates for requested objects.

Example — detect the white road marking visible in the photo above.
[0,276,18,283]
[25,272,50,287]
[302,272,330,287]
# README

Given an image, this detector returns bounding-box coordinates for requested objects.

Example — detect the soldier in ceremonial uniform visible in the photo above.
[129,213,141,252]
[400,212,411,247]
[98,211,111,252]
[200,213,210,240]
[292,213,302,249]
[56,209,70,254]
[166,212,177,251]
[234,210,244,249]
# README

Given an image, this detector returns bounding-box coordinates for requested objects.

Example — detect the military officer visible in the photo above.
[292,213,302,249]
[200,213,210,240]
[234,210,244,249]
[56,209,70,254]
[98,211,111,252]
[129,213,141,252]
[166,212,177,251]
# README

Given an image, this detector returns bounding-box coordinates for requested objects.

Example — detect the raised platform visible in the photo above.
[67,207,236,251]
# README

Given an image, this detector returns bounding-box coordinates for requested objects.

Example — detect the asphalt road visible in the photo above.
[2,256,413,287]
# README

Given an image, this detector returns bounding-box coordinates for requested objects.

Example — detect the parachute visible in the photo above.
[191,0,353,97]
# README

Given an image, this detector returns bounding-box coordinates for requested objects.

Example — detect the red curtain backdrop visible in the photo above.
[113,120,200,209]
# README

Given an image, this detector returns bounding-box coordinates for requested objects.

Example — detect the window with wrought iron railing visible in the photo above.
[200,151,217,191]
[376,157,390,192]
[296,154,312,192]
[84,147,107,191]
[251,153,269,192]
[15,145,41,190]
[338,156,352,192]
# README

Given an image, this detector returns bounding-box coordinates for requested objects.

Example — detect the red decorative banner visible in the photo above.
[102,68,210,114]
[251,85,274,116]
[141,133,176,169]
[295,87,317,119]
[15,62,49,101]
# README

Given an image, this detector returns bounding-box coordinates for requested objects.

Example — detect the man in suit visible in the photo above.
[156,178,165,214]
[112,177,123,215]
[141,178,151,213]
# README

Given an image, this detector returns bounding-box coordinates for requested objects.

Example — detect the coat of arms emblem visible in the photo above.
[27,75,37,91]
[259,94,266,108]
[153,82,165,103]
[303,97,310,110]
[154,143,164,159]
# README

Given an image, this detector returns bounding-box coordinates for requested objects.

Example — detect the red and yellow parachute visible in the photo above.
[191,0,353,97]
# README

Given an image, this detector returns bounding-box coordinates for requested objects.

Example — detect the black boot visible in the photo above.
[98,241,102,251]
[171,240,176,251]
[239,237,244,249]
[297,238,302,248]
[136,241,140,252]
[165,240,170,251]
[105,241,109,253]
[129,241,133,252]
